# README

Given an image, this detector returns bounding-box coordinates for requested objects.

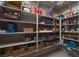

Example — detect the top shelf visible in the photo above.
[61,15,78,21]
[0,5,58,20]
[1,5,36,17]
[38,14,59,21]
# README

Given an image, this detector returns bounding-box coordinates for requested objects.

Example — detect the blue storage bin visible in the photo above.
[44,18,52,24]
[66,40,78,48]
[6,22,16,32]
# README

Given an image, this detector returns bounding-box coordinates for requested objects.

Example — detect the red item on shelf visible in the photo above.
[51,26,57,32]
[31,6,43,15]
[34,8,37,14]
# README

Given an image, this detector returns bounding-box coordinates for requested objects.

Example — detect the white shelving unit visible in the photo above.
[0,1,60,57]
[0,1,78,57]
[61,15,79,49]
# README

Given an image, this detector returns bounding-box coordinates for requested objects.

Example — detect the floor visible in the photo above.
[39,49,71,57]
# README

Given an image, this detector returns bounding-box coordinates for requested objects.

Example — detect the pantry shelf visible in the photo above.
[38,13,59,19]
[62,31,79,34]
[38,39,59,42]
[0,32,36,35]
[38,23,59,27]
[17,50,37,57]
[38,31,59,33]
[66,47,79,51]
[38,43,60,51]
[1,5,21,11]
[38,15,53,19]
[62,23,79,26]
[0,19,36,24]
[38,23,53,26]
[0,5,59,20]
[0,31,59,36]
[0,41,36,48]
[62,37,79,42]
[62,15,78,21]
[1,5,36,16]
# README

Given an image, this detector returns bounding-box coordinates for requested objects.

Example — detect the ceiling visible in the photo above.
[23,1,78,14]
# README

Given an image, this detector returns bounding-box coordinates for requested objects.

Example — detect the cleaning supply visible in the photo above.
[59,15,64,20]
[6,22,16,32]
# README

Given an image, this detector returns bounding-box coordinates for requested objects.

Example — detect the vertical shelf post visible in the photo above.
[78,12,79,43]
[59,19,63,44]
[36,14,39,52]
[36,1,40,52]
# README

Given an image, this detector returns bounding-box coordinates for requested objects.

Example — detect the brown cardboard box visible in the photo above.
[4,1,21,9]
[13,49,26,56]
[12,45,26,56]
[3,47,13,56]
[24,28,33,32]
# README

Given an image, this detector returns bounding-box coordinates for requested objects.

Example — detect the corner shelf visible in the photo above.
[61,11,79,51]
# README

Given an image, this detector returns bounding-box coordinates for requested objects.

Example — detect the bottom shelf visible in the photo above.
[17,50,37,57]
[0,42,60,57]
[63,44,79,51]
[38,43,60,51]
[16,44,60,57]
[63,45,79,57]
[62,37,79,42]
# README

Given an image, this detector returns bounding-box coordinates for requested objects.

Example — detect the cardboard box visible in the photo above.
[13,49,26,56]
[3,47,13,56]
[24,28,33,32]
[12,45,26,56]
[4,1,21,9]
